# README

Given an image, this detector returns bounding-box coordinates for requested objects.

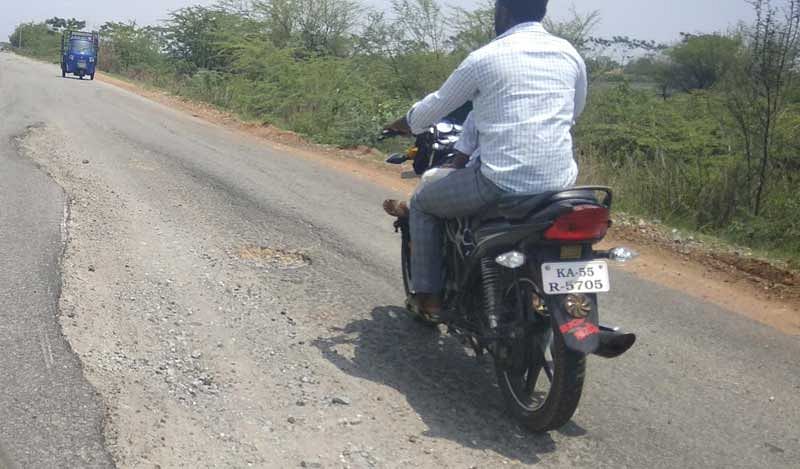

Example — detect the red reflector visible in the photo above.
[544,205,610,241]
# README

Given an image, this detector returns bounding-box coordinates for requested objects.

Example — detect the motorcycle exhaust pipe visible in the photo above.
[593,324,636,359]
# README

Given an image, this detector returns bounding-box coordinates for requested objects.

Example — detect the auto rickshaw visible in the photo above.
[61,30,99,80]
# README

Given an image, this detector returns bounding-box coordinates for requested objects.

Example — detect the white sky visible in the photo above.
[1,0,755,45]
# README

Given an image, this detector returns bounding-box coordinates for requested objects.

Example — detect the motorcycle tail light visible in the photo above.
[544,205,610,242]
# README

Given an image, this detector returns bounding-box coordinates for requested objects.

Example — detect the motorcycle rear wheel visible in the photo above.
[496,285,585,432]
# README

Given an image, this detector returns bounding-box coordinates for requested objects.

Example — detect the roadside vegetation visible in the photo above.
[8,0,800,266]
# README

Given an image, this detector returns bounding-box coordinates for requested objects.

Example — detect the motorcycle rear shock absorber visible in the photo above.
[480,257,502,330]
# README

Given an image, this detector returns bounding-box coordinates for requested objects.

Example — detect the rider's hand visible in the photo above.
[383,116,412,136]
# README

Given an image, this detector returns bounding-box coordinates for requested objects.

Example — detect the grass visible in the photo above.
[11,47,799,276]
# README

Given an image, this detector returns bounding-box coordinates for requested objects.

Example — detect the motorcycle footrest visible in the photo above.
[592,330,636,359]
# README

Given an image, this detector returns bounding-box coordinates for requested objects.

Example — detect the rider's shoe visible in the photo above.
[415,293,443,323]
[383,199,409,218]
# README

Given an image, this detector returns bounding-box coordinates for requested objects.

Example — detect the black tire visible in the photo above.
[496,293,586,432]
[90,73,95,81]
[62,68,66,78]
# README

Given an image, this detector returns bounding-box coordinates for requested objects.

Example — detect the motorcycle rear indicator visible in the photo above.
[544,205,611,242]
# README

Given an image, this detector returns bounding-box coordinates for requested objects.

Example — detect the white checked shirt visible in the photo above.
[408,22,587,193]
[454,112,480,167]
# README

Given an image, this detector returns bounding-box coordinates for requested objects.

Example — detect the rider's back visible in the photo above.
[466,22,587,194]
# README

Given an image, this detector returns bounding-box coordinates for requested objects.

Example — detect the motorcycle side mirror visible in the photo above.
[386,153,409,165]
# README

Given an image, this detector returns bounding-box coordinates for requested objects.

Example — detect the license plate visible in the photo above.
[541,261,610,295]
[78,61,87,68]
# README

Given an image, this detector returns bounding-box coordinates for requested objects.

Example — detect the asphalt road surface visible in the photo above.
[1,52,798,468]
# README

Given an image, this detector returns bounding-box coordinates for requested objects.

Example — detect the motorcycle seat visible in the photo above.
[476,188,600,223]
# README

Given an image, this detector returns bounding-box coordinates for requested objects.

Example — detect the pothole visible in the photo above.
[127,159,160,172]
[237,246,311,269]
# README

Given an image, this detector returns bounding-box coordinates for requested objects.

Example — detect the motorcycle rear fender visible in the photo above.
[547,294,600,355]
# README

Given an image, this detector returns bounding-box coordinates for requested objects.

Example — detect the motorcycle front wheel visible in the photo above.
[496,284,586,432]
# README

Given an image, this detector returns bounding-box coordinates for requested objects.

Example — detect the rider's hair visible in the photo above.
[498,0,548,22]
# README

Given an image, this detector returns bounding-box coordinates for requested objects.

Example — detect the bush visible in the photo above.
[10,1,800,264]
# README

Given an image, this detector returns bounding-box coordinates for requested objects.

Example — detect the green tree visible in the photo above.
[544,7,600,54]
[589,35,665,77]
[392,0,448,54]
[626,54,679,99]
[45,17,87,32]
[9,22,60,59]
[667,33,741,91]
[356,11,397,56]
[449,0,494,54]
[296,0,359,56]
[164,6,229,70]
[722,0,800,216]
[98,21,166,74]
[252,0,360,56]
[251,0,293,47]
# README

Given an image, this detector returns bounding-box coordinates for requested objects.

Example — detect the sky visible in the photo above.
[1,0,755,45]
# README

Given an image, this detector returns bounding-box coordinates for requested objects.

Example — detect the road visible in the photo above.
[1,52,798,468]
[0,54,112,468]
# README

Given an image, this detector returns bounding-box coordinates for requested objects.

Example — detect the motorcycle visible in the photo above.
[380,122,638,432]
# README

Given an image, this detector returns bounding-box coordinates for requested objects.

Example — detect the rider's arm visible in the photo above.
[454,112,477,156]
[573,54,588,121]
[407,56,479,135]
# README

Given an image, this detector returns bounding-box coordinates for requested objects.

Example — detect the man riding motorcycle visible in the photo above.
[383,111,479,219]
[384,0,588,319]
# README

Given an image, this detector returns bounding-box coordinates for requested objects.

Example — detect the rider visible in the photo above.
[385,0,587,317]
[383,111,479,219]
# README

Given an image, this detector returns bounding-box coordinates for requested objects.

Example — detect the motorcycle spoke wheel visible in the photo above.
[543,360,554,383]
[504,333,554,412]
[539,332,555,384]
